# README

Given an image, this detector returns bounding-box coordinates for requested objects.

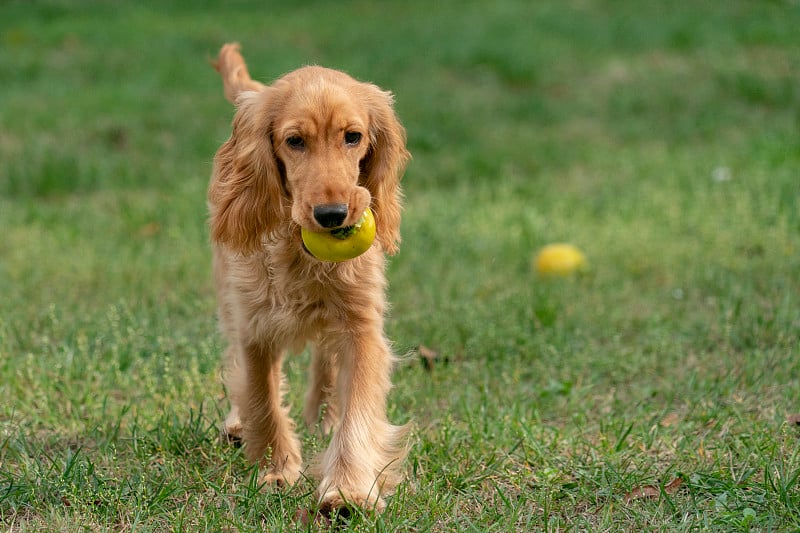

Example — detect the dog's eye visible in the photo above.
[286,136,305,150]
[344,131,362,146]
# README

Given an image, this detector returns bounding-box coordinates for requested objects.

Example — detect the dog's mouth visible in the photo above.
[298,209,374,263]
[328,223,360,239]
[299,224,356,259]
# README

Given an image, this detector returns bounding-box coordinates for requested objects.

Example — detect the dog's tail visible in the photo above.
[212,43,265,104]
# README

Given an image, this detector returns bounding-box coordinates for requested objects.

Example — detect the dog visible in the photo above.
[208,43,410,513]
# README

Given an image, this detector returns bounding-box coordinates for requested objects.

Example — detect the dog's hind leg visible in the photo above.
[303,344,339,435]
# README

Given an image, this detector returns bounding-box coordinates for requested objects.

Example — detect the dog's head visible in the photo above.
[209,61,409,257]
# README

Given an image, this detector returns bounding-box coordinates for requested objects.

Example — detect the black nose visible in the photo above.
[313,203,349,228]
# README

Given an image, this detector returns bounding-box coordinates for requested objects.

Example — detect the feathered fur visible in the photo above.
[208,43,410,513]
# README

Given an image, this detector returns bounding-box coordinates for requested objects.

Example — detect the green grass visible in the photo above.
[2,0,800,530]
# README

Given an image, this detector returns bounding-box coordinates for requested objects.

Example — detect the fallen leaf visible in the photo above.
[624,477,683,504]
[624,484,660,503]
[660,412,681,427]
[664,477,683,493]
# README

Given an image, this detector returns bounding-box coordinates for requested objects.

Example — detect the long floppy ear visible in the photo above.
[360,86,410,255]
[208,90,288,254]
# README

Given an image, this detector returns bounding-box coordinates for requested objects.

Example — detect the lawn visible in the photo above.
[1,0,799,530]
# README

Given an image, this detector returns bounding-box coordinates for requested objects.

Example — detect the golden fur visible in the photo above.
[208,43,410,513]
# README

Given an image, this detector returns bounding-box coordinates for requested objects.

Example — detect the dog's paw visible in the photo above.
[222,408,243,445]
[317,489,385,515]
[221,425,243,448]
[259,464,302,489]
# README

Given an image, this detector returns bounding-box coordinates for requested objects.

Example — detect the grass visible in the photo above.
[2,0,799,530]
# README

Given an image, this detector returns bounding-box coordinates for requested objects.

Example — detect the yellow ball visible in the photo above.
[533,243,587,276]
[301,207,376,262]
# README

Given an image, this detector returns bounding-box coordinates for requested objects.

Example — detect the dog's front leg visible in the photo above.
[315,324,407,512]
[228,340,302,487]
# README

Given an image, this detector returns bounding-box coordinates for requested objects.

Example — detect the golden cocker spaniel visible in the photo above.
[208,43,410,513]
